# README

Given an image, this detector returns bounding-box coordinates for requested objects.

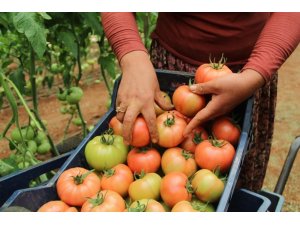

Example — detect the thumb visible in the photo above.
[189,81,217,95]
[155,90,174,111]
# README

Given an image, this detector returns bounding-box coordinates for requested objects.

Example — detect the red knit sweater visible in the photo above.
[101,12,300,81]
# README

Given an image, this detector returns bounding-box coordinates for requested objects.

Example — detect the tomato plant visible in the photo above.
[156,111,187,148]
[195,139,235,173]
[130,116,150,147]
[160,172,193,207]
[128,199,165,212]
[66,87,83,105]
[128,172,161,201]
[84,133,128,171]
[127,147,161,173]
[180,126,208,153]
[38,200,78,212]
[191,169,225,203]
[171,199,215,212]
[101,164,134,197]
[195,55,232,83]
[56,167,101,206]
[212,116,241,146]
[81,190,125,212]
[172,85,206,117]
[161,147,197,177]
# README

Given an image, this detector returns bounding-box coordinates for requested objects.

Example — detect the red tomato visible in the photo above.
[127,147,161,173]
[131,116,150,147]
[128,172,161,201]
[38,200,78,212]
[81,190,125,212]
[128,199,166,212]
[191,169,224,203]
[101,164,134,197]
[109,116,123,136]
[56,167,101,206]
[180,127,208,153]
[195,139,235,173]
[156,111,187,148]
[212,116,241,146]
[172,85,206,117]
[161,147,197,177]
[160,172,192,207]
[171,199,215,212]
[195,56,232,83]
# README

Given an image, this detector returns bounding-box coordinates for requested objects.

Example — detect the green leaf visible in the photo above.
[37,12,52,20]
[9,68,25,95]
[100,54,116,79]
[57,30,78,58]
[81,13,103,36]
[13,12,47,58]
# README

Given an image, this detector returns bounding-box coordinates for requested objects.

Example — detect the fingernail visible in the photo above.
[190,85,196,91]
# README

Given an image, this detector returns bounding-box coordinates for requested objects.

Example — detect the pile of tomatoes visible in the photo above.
[38,60,242,212]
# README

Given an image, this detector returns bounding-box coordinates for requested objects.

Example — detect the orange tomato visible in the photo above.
[38,200,78,212]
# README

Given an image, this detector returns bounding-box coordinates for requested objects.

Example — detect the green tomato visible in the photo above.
[60,106,68,114]
[35,131,47,145]
[37,142,51,154]
[66,87,83,105]
[50,63,60,73]
[11,126,35,143]
[72,118,83,126]
[27,140,38,154]
[18,161,30,169]
[57,90,67,101]
[84,134,128,171]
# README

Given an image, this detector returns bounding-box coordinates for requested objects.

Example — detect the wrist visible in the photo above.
[120,50,151,71]
[240,69,266,90]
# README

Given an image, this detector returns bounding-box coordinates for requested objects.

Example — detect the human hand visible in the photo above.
[116,51,173,145]
[183,69,266,136]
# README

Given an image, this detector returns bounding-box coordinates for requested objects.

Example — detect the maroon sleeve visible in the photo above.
[242,13,300,81]
[101,12,148,62]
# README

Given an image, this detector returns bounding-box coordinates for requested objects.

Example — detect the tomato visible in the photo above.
[72,117,83,126]
[154,91,173,116]
[38,200,78,212]
[109,116,123,136]
[11,126,35,143]
[160,172,192,207]
[212,116,241,146]
[101,164,134,197]
[66,87,83,104]
[130,116,150,147]
[180,127,208,153]
[171,199,215,212]
[27,140,37,154]
[127,147,161,173]
[56,167,101,206]
[172,85,206,117]
[56,89,67,101]
[81,190,125,212]
[84,133,128,171]
[37,142,51,154]
[35,131,47,145]
[195,139,235,173]
[128,199,165,212]
[156,111,187,148]
[128,172,161,201]
[161,147,197,177]
[195,55,232,83]
[191,169,224,203]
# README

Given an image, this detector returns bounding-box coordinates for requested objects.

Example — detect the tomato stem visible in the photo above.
[185,180,194,194]
[88,191,106,207]
[164,114,175,127]
[127,200,147,212]
[181,149,193,160]
[192,132,204,145]
[100,134,115,145]
[73,169,95,185]
[102,168,115,178]
[209,53,227,70]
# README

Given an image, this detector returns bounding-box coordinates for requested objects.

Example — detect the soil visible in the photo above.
[0,46,299,211]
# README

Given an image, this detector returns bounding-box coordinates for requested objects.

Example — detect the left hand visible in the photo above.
[183,69,266,136]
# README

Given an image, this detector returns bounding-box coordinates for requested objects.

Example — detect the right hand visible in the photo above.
[116,51,173,145]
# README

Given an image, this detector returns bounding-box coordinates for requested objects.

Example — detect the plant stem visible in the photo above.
[63,113,74,144]
[76,103,87,138]
[29,46,38,112]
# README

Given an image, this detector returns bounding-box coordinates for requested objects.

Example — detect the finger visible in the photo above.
[189,81,218,95]
[122,103,141,145]
[141,104,158,143]
[155,89,174,111]
[116,102,127,122]
[183,101,222,137]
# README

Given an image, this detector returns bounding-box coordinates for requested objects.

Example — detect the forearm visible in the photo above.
[101,12,148,62]
[243,12,300,82]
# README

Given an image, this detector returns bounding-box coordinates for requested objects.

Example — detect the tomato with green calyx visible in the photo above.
[128,172,161,201]
[81,190,125,212]
[37,142,51,154]
[180,126,208,153]
[191,169,225,203]
[212,116,241,146]
[195,139,235,173]
[127,147,161,173]
[38,200,78,212]
[161,147,197,177]
[57,167,101,206]
[85,133,128,171]
[66,87,83,104]
[128,199,165,212]
[101,164,134,197]
[195,54,232,83]
[156,111,187,148]
[171,199,215,212]
[160,172,193,207]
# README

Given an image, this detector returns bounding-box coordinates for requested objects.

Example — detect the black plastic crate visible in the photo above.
[228,189,272,212]
[0,69,254,212]
[258,190,285,212]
